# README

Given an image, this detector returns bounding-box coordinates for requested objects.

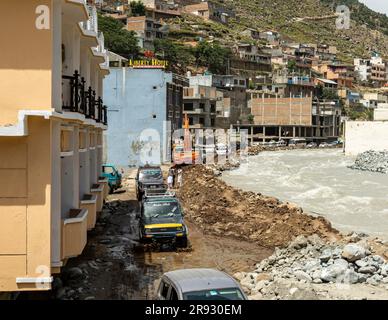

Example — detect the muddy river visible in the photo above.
[223,149,388,240]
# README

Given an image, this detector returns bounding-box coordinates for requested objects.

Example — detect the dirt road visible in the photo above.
[35,172,271,300]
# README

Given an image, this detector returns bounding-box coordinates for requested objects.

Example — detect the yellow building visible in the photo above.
[0,1,110,293]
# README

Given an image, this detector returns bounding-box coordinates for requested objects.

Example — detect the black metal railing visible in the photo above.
[62,70,108,125]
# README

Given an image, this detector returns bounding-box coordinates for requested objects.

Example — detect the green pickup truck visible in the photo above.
[102,164,122,194]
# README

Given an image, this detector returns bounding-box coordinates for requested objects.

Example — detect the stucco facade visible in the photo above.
[104,68,187,168]
[0,1,109,293]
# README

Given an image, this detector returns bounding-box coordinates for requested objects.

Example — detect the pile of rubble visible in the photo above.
[178,166,340,248]
[236,235,388,300]
[349,150,388,174]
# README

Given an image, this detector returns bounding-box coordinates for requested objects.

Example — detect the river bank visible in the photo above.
[177,164,388,300]
[223,149,388,240]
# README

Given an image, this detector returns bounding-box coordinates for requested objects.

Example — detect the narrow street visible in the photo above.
[45,170,271,300]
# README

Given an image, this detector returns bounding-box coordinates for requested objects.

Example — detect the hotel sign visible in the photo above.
[128,59,168,69]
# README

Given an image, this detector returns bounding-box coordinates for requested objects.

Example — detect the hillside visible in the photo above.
[167,0,388,64]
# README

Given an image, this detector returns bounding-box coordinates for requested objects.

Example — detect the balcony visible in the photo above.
[62,70,108,125]
[80,194,97,230]
[61,209,88,259]
[80,4,98,35]
[91,183,104,214]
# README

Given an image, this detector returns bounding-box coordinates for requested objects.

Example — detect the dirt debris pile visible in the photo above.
[236,235,388,300]
[177,166,340,248]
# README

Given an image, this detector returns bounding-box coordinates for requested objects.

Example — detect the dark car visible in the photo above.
[138,191,188,248]
[136,166,164,200]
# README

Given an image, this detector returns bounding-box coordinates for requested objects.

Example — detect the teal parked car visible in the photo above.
[102,164,122,194]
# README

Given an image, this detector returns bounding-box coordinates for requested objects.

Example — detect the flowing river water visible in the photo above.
[222,149,388,240]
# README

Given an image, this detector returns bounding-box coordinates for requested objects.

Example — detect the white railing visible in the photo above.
[81,5,98,34]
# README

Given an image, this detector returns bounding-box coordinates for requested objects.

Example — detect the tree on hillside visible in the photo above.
[98,14,140,58]
[129,1,146,17]
[194,41,231,74]
[154,39,194,71]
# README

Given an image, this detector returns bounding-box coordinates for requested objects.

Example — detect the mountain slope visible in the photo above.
[221,0,388,62]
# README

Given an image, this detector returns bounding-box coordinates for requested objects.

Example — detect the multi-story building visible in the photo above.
[126,12,166,50]
[183,1,235,24]
[104,67,188,168]
[183,85,217,129]
[239,96,341,144]
[0,1,109,294]
[354,55,388,87]
[186,74,249,128]
[313,63,354,88]
[360,92,388,109]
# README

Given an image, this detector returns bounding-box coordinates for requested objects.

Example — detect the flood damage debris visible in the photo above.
[349,150,388,174]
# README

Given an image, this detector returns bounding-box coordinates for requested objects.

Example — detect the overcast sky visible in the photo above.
[359,0,388,15]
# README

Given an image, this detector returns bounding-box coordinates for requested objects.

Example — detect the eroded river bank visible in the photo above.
[223,149,388,240]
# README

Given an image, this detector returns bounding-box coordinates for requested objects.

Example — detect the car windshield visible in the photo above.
[183,288,245,300]
[139,169,162,182]
[144,201,182,223]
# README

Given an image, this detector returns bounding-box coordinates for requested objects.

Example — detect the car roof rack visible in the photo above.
[144,189,176,199]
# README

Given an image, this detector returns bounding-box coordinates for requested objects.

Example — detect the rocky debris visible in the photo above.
[208,159,241,173]
[237,235,388,300]
[342,244,367,262]
[349,150,388,174]
[177,166,339,248]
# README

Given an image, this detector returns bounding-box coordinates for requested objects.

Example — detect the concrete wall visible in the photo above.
[345,121,388,156]
[104,68,172,167]
[0,117,52,292]
[374,107,388,121]
[0,0,53,126]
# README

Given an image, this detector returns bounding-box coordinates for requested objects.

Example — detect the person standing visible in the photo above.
[177,169,183,188]
[167,174,174,189]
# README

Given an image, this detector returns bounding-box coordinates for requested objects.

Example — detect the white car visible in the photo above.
[157,268,248,300]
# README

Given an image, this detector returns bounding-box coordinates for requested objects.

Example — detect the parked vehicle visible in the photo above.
[138,191,188,248]
[276,140,287,147]
[319,142,330,148]
[102,164,122,194]
[328,140,343,147]
[136,166,164,200]
[157,268,248,300]
[289,138,307,147]
[306,142,318,149]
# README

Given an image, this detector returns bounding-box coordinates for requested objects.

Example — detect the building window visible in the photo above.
[184,103,194,111]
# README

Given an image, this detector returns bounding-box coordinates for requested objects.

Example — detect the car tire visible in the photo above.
[177,236,188,248]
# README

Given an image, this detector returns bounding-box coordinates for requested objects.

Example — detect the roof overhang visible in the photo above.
[63,0,89,23]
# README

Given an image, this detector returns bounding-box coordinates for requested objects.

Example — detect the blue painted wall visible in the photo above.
[104,68,172,168]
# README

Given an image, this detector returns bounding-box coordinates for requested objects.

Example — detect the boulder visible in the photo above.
[319,249,332,263]
[381,264,388,277]
[358,266,377,274]
[342,244,367,262]
[320,259,348,282]
[294,270,312,282]
[342,269,359,284]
